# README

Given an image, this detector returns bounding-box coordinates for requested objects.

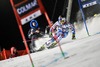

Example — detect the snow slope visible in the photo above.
[0,16,100,67]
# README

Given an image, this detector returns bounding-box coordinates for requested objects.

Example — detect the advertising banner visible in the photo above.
[81,0,97,8]
[12,0,46,25]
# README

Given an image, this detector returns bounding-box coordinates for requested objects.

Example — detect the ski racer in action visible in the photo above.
[39,16,76,50]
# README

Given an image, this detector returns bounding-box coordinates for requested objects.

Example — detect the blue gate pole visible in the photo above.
[78,0,90,36]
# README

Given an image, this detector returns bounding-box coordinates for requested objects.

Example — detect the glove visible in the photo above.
[72,33,76,40]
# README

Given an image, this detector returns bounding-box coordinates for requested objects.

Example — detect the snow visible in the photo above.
[0,15,100,67]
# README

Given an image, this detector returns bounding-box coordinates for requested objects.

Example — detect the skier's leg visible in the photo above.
[45,37,55,48]
[29,42,35,53]
[38,37,55,51]
[56,35,63,42]
[45,30,62,47]
[46,31,62,48]
[38,31,62,50]
[29,35,36,53]
[50,32,68,47]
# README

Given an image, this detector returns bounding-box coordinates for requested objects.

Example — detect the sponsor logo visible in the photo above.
[82,1,97,8]
[17,0,38,15]
[21,10,41,25]
[81,0,86,2]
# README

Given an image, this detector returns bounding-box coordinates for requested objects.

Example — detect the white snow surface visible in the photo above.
[0,15,100,67]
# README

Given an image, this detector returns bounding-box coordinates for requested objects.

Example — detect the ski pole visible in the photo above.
[23,38,38,43]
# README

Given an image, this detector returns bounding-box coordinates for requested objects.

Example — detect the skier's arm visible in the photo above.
[68,23,76,39]
[49,26,54,37]
[28,28,39,38]
[50,21,59,32]
[70,24,75,34]
[49,22,58,37]
[28,29,33,38]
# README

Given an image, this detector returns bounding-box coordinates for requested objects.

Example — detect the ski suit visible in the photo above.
[45,20,75,48]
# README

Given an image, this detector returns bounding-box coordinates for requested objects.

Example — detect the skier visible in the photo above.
[39,16,76,50]
[28,20,44,53]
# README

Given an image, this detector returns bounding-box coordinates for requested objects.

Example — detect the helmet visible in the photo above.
[58,15,62,22]
[60,18,65,24]
[30,20,38,28]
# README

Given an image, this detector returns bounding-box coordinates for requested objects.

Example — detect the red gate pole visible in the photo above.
[10,0,34,67]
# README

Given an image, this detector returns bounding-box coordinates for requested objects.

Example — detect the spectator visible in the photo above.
[9,47,19,58]
[28,20,44,53]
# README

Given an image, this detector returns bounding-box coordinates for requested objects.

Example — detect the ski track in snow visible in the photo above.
[0,16,100,67]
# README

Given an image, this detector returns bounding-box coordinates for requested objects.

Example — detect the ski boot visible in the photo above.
[30,47,36,53]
